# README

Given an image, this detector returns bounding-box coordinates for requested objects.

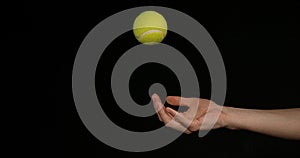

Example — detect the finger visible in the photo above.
[156,101,172,124]
[152,95,192,133]
[155,110,162,122]
[151,94,162,121]
[165,107,178,116]
[157,113,162,121]
[166,96,192,107]
[157,106,192,134]
[152,93,164,111]
[185,129,192,134]
[166,107,193,128]
[165,119,192,134]
[167,107,201,132]
[161,112,193,134]
[152,94,164,121]
[152,94,173,124]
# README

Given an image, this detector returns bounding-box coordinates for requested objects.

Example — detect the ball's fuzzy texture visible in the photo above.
[133,11,167,45]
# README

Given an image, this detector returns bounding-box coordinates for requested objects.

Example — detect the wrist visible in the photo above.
[221,106,240,130]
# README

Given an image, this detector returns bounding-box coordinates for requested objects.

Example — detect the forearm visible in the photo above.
[222,107,300,140]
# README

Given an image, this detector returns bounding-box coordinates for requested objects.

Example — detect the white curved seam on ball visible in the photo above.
[138,30,163,41]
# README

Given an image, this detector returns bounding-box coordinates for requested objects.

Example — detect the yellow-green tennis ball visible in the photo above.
[133,11,168,45]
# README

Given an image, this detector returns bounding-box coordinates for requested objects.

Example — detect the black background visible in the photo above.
[30,1,300,157]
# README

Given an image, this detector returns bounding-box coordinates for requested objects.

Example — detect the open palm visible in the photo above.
[152,94,225,134]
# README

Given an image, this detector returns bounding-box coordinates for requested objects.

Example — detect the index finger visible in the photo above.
[152,94,172,123]
[166,96,194,107]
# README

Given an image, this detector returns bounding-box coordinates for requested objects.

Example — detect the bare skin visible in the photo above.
[152,93,300,140]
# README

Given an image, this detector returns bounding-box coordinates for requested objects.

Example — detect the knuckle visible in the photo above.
[189,123,199,132]
[189,127,198,132]
[185,131,192,134]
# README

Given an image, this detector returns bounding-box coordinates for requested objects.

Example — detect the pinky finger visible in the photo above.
[165,120,192,134]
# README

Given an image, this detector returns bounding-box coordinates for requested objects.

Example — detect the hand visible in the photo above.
[152,93,226,134]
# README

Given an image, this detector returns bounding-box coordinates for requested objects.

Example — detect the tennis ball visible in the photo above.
[133,11,168,45]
